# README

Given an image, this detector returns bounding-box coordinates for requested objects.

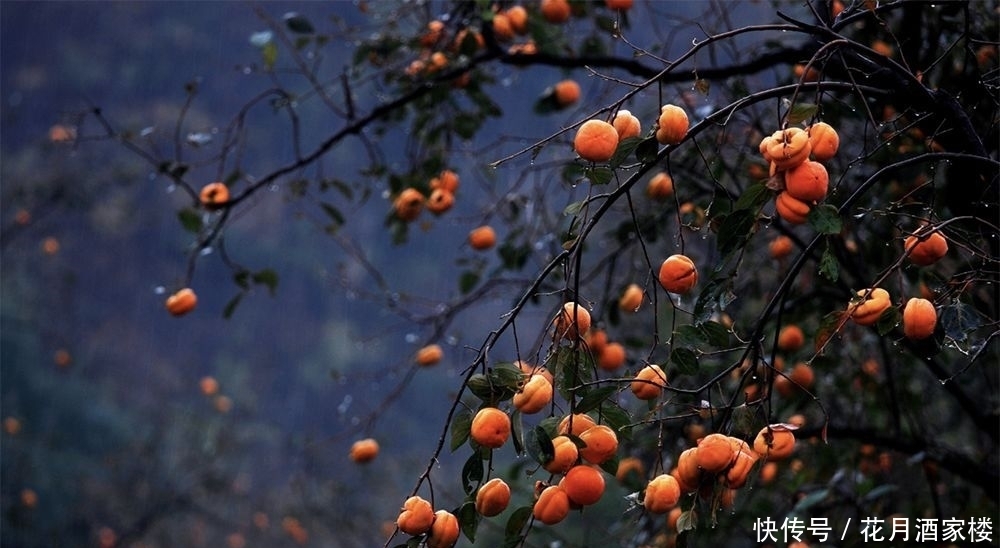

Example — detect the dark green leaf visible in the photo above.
[595,15,616,32]
[467,374,495,402]
[717,209,756,256]
[525,425,555,466]
[459,271,480,294]
[222,293,243,319]
[674,325,708,347]
[808,204,843,235]
[461,451,485,494]
[586,166,614,185]
[599,453,620,476]
[635,137,659,163]
[785,101,819,125]
[320,202,344,228]
[819,242,839,282]
[576,385,618,414]
[598,402,632,440]
[693,277,736,323]
[876,306,901,336]
[609,136,642,168]
[670,347,699,375]
[284,12,315,34]
[699,321,731,347]
[168,162,189,178]
[453,113,480,140]
[233,270,250,290]
[733,182,770,211]
[451,408,473,451]
[458,501,480,542]
[511,410,524,455]
[556,347,595,401]
[252,268,279,296]
[504,506,533,540]
[533,93,559,115]
[498,242,530,270]
[177,208,203,233]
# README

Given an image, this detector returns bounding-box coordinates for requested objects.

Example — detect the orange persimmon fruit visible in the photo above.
[574,119,620,163]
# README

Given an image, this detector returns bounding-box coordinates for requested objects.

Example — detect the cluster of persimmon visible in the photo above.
[758,121,840,224]
[407,4,535,80]
[848,286,938,341]
[840,225,947,340]
[159,181,235,317]
[660,427,797,514]
[531,413,622,525]
[573,103,689,164]
[395,496,460,548]
[393,169,460,222]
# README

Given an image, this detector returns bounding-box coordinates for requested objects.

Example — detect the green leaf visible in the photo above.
[563,200,585,217]
[498,242,530,270]
[233,270,250,290]
[808,204,843,235]
[177,208,203,233]
[556,347,595,401]
[511,410,525,455]
[458,501,480,542]
[459,271,480,294]
[717,209,756,256]
[609,136,642,168]
[876,306,901,336]
[576,385,618,414]
[252,268,279,296]
[819,242,839,282]
[467,374,495,402]
[453,113,480,140]
[261,41,278,70]
[283,12,315,34]
[525,425,555,466]
[674,325,708,347]
[451,408,473,451]
[670,347,699,375]
[293,36,311,50]
[222,293,243,319]
[677,509,697,533]
[693,277,736,323]
[598,402,632,440]
[320,202,344,229]
[461,452,485,494]
[784,101,819,125]
[862,484,898,503]
[699,321,731,347]
[635,137,659,163]
[792,488,829,513]
[599,453,620,476]
[586,166,614,185]
[504,506,533,540]
[733,182,770,211]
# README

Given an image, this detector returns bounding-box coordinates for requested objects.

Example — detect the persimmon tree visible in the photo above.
[60,0,998,546]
